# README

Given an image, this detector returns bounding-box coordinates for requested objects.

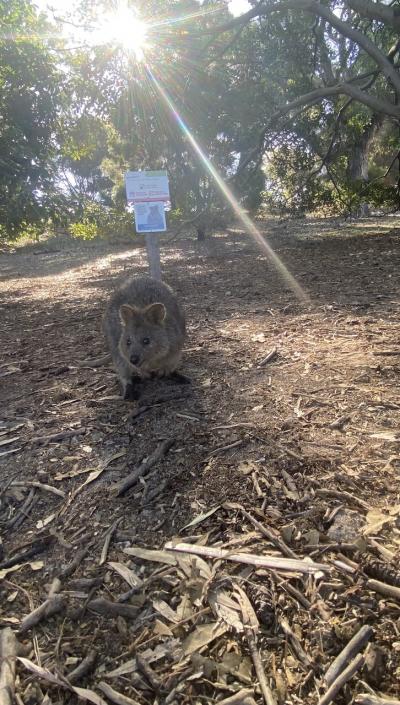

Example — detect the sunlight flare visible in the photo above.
[92,4,148,60]
[145,65,309,303]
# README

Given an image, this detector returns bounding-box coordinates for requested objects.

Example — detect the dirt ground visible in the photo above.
[1,217,400,704]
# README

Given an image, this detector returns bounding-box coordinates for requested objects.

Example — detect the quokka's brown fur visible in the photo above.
[103,276,186,399]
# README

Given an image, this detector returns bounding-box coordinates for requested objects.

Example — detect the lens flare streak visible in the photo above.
[145,65,309,303]
[147,6,223,30]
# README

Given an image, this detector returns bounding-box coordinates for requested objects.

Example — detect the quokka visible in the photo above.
[103,276,187,399]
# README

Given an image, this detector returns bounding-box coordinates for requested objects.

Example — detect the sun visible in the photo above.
[92,6,148,60]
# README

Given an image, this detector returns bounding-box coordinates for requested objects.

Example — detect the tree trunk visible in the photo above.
[347,114,385,216]
[347,139,370,182]
[145,233,162,281]
[196,226,206,242]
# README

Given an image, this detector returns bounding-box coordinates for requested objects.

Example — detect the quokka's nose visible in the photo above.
[130,354,140,366]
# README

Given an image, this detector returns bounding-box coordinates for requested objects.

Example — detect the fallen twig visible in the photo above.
[0,437,20,448]
[48,577,62,597]
[165,541,329,574]
[329,414,352,430]
[270,571,311,609]
[77,354,111,368]
[11,481,66,498]
[59,452,126,514]
[87,597,139,620]
[99,518,122,566]
[136,654,161,691]
[368,538,395,562]
[116,567,172,603]
[67,649,97,684]
[6,489,36,530]
[211,422,254,431]
[59,539,95,580]
[315,488,370,511]
[216,690,257,705]
[0,536,54,570]
[17,657,108,704]
[280,469,299,497]
[277,445,304,463]
[116,438,174,496]
[279,617,312,668]
[366,578,400,601]
[225,503,299,559]
[324,625,373,685]
[141,467,186,506]
[249,636,276,705]
[68,584,99,623]
[235,585,276,705]
[205,439,243,459]
[97,681,140,705]
[0,449,22,459]
[68,577,103,590]
[355,696,400,705]
[318,654,365,705]
[258,347,278,367]
[31,427,86,446]
[18,595,66,634]
[0,471,21,500]
[140,478,169,506]
[0,628,18,705]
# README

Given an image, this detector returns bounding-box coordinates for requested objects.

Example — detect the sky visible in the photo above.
[34,0,250,19]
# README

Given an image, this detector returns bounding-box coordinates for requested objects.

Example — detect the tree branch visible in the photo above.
[234,82,399,179]
[205,24,247,65]
[309,68,384,177]
[310,1,400,94]
[206,1,400,94]
[346,0,400,31]
[341,83,399,117]
[272,83,399,123]
[204,1,265,35]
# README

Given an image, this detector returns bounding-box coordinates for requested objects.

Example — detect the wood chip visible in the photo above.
[0,627,18,705]
[165,541,329,574]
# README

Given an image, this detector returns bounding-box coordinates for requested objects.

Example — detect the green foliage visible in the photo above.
[232,2,400,216]
[70,220,99,240]
[338,179,400,214]
[3,0,400,238]
[70,202,134,240]
[0,0,66,239]
[263,137,333,215]
[62,0,255,228]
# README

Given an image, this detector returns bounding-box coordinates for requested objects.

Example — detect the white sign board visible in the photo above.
[133,202,166,233]
[125,170,170,203]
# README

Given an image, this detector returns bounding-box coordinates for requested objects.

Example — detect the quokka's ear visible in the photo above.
[144,302,166,325]
[119,304,141,326]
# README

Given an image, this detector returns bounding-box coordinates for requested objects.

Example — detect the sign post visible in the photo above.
[125,170,170,281]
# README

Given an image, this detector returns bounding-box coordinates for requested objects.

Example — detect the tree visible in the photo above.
[209,1,400,122]
[205,0,400,214]
[0,0,66,238]
[62,0,266,241]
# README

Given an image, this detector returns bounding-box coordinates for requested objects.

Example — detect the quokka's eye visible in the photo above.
[142,337,150,346]
[126,337,132,346]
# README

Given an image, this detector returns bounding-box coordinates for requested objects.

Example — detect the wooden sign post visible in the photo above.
[125,170,170,281]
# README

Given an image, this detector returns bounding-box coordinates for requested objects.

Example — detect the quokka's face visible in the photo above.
[118,303,170,370]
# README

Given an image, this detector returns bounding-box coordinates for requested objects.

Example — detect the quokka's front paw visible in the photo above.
[169,371,191,385]
[123,380,142,401]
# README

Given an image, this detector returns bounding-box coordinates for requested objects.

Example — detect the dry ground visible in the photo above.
[1,217,400,704]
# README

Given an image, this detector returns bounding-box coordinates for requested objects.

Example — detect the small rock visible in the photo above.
[363,645,386,687]
[327,508,365,542]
